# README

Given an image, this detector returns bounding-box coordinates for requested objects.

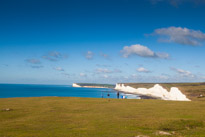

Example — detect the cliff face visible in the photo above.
[72,83,81,87]
[115,83,190,101]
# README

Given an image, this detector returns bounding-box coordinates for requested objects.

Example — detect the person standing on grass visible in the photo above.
[117,92,120,99]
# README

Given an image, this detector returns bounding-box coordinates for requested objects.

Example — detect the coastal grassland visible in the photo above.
[1,97,205,137]
[124,83,205,101]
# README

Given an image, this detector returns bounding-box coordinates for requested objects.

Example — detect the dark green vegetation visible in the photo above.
[77,83,115,88]
[124,83,205,101]
[1,97,205,137]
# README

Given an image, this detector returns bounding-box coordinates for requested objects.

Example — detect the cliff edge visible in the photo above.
[72,83,81,87]
[115,83,190,101]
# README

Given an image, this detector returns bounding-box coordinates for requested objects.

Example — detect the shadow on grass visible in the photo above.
[159,119,204,131]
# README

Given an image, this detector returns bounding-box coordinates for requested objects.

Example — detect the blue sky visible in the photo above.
[1,0,205,84]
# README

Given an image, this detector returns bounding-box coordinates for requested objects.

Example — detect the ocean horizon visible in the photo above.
[0,84,140,99]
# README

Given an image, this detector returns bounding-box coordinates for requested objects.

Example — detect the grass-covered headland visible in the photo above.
[76,82,205,101]
[1,97,205,137]
[124,83,205,101]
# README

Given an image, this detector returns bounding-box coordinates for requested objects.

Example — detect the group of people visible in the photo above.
[101,92,126,99]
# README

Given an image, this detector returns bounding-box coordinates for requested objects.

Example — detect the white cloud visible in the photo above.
[153,27,205,46]
[137,67,151,73]
[121,44,169,59]
[171,67,194,77]
[54,67,64,71]
[85,51,94,59]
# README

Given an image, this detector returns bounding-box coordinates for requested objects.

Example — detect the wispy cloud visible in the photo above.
[31,65,44,69]
[80,73,87,77]
[102,74,109,78]
[151,27,205,46]
[170,67,194,77]
[100,53,110,60]
[25,59,43,68]
[25,59,41,64]
[42,51,67,61]
[85,51,94,60]
[96,68,112,73]
[137,67,151,73]
[62,72,70,77]
[95,68,122,74]
[121,44,169,59]
[53,67,65,71]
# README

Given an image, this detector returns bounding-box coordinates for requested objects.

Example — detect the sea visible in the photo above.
[0,84,140,99]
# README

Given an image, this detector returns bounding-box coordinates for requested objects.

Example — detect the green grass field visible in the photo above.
[1,97,205,137]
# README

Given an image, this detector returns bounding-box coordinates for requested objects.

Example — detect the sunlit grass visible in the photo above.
[1,97,205,137]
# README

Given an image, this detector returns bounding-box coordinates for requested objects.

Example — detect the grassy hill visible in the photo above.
[1,97,205,137]
[123,83,205,101]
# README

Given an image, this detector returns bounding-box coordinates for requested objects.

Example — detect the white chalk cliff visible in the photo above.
[72,83,81,87]
[115,84,190,101]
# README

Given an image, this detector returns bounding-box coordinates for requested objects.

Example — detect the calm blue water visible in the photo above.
[0,84,140,99]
